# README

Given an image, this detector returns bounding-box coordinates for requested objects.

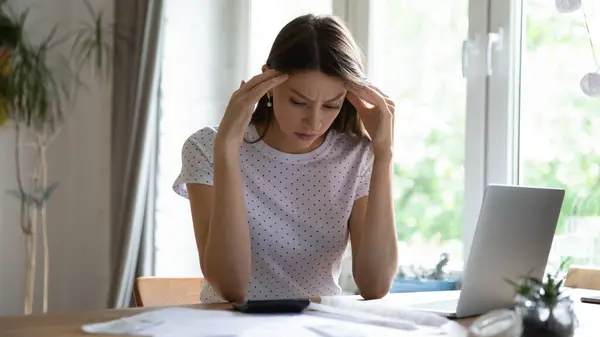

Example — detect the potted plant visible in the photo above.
[506,261,577,337]
[391,253,461,293]
[0,0,122,314]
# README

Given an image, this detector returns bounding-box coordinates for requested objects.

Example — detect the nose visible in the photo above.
[302,107,321,131]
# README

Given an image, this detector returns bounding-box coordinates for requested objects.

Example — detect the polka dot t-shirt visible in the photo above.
[173,123,374,303]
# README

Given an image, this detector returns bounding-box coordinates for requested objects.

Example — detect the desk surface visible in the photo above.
[0,291,598,337]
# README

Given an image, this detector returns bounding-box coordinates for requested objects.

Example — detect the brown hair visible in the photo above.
[249,14,368,142]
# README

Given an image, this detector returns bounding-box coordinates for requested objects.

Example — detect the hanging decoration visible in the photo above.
[556,0,600,97]
[555,0,582,13]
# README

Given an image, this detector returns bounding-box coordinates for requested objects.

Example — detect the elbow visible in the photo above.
[203,273,248,303]
[353,265,395,301]
[220,288,247,303]
[360,290,388,301]
[352,261,397,301]
[356,281,392,300]
[202,260,250,303]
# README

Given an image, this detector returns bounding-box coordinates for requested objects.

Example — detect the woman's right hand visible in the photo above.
[215,69,289,149]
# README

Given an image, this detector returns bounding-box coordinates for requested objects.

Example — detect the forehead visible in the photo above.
[281,70,345,97]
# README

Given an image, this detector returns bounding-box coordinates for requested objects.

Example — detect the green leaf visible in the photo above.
[6,189,34,206]
[41,182,59,203]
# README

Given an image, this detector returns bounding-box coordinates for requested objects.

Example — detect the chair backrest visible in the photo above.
[133,277,204,307]
[564,266,600,290]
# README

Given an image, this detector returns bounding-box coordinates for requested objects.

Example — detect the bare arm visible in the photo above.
[349,156,398,300]
[187,145,251,302]
[186,70,288,302]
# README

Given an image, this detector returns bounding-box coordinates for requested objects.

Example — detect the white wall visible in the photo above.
[0,0,112,316]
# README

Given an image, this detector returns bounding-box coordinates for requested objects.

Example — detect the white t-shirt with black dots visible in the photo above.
[173,123,373,303]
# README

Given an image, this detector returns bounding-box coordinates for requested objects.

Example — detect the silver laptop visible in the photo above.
[405,184,565,318]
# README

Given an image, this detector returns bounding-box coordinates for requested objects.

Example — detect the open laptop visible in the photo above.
[404,184,565,318]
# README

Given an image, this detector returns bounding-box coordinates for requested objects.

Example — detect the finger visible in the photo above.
[346,83,386,111]
[242,69,282,92]
[247,74,289,102]
[370,85,389,98]
[240,80,246,88]
[370,85,395,109]
[345,90,370,110]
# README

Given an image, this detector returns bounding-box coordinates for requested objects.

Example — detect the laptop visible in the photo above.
[404,184,565,318]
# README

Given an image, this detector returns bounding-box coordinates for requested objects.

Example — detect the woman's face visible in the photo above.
[267,69,347,153]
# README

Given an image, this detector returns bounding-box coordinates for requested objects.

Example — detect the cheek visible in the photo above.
[320,110,340,129]
[272,101,302,128]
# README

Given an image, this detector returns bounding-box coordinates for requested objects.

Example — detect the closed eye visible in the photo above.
[291,98,340,110]
[290,99,307,106]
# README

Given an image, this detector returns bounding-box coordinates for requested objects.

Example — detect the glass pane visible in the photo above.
[368,0,468,291]
[518,1,600,270]
[247,0,332,77]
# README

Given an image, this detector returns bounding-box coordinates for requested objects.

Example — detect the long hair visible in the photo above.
[249,14,368,142]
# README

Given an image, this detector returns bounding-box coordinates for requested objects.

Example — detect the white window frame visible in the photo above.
[486,0,522,188]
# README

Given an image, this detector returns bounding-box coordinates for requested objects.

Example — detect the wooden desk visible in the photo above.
[0,291,598,337]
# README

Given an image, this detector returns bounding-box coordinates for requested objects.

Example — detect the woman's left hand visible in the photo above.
[345,83,395,159]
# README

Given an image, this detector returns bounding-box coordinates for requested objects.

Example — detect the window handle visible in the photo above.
[461,39,471,78]
[486,27,504,76]
[461,36,481,78]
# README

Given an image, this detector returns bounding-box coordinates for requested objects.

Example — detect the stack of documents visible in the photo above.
[82,301,465,336]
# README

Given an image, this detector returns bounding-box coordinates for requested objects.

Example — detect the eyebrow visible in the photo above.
[290,88,345,103]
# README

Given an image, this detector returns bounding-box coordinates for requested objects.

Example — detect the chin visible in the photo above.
[293,132,320,142]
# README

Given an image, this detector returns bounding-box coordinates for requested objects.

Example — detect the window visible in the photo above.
[156,0,599,287]
[367,0,471,279]
[511,0,600,269]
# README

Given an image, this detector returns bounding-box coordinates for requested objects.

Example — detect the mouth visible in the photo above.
[294,132,318,141]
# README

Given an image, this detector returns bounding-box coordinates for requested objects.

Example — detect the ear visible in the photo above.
[261,64,269,73]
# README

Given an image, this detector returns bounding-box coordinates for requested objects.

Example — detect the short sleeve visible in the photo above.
[172,127,217,199]
[354,145,374,200]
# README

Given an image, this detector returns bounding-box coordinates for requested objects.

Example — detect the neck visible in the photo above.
[254,122,325,154]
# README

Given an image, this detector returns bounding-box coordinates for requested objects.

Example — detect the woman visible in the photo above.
[173,13,398,303]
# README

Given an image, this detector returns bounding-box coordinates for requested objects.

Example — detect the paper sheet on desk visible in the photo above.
[320,295,450,327]
[82,305,458,337]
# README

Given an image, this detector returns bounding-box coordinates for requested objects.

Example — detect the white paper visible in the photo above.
[319,296,450,327]
[82,305,456,337]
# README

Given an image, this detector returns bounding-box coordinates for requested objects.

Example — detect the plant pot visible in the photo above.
[390,278,459,293]
[514,296,577,337]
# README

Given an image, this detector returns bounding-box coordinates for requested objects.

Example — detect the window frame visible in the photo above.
[486,0,522,189]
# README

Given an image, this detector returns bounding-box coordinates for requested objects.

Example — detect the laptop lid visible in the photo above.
[455,184,565,317]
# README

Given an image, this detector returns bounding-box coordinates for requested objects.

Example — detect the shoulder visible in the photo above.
[184,125,219,149]
[328,130,374,163]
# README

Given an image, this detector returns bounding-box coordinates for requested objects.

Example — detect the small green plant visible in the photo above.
[505,259,570,309]
[505,259,576,337]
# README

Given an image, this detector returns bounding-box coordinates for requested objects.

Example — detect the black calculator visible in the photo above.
[231,299,311,314]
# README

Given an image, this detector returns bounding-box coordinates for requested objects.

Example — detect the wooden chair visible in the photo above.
[133,277,204,307]
[564,266,600,290]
